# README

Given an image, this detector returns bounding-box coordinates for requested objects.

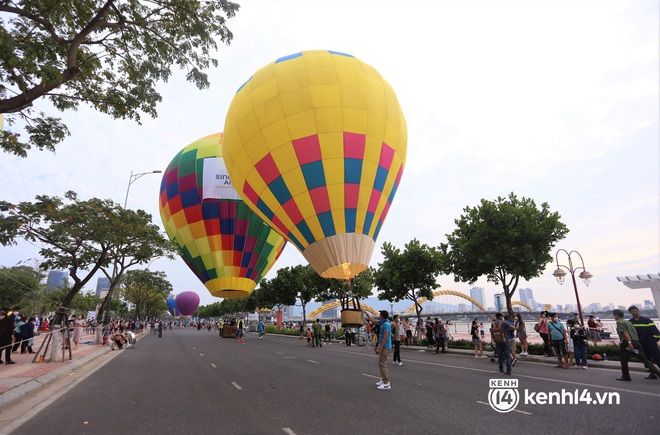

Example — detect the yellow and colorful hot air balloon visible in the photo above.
[223,50,407,280]
[159,133,286,298]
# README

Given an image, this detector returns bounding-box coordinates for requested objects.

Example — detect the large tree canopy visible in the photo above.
[120,269,172,320]
[0,0,239,157]
[0,191,174,324]
[373,239,443,336]
[440,192,569,318]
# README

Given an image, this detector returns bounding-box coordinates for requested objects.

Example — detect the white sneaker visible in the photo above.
[376,380,384,386]
[398,361,403,366]
[377,382,391,390]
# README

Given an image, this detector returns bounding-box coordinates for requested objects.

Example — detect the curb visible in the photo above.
[0,332,150,409]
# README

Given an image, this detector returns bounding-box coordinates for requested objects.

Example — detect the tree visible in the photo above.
[120,269,172,320]
[95,207,175,324]
[0,0,239,157]
[0,191,174,327]
[0,265,43,311]
[373,240,443,341]
[314,266,374,323]
[440,192,569,319]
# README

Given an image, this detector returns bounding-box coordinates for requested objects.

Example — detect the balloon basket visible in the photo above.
[221,326,238,338]
[341,309,364,328]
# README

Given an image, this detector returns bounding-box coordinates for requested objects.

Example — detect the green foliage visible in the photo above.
[0,191,174,323]
[120,269,172,319]
[314,266,374,310]
[441,193,568,318]
[374,239,443,331]
[0,0,239,157]
[0,265,43,309]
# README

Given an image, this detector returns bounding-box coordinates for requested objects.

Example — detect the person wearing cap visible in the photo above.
[613,309,660,381]
[628,306,660,379]
[364,310,392,389]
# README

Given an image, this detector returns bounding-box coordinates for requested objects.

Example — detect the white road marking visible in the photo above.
[283,428,296,435]
[276,351,284,354]
[211,363,217,368]
[332,348,660,399]
[231,382,242,390]
[307,359,319,364]
[477,400,532,415]
[362,373,381,380]
[200,353,204,357]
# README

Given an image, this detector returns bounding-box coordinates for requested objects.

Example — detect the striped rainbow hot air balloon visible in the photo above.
[223,50,407,280]
[159,133,286,299]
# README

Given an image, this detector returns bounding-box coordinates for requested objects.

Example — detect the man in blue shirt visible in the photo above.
[365,310,392,390]
[547,313,569,369]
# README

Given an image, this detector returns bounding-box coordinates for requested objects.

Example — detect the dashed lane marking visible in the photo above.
[231,382,242,390]
[211,363,217,368]
[307,360,319,364]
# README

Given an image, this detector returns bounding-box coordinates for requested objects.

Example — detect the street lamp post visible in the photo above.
[124,170,162,208]
[552,249,593,326]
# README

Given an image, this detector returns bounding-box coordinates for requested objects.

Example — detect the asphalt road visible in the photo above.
[10,328,660,434]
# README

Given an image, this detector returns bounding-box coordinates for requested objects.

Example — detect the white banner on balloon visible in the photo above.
[202,158,241,200]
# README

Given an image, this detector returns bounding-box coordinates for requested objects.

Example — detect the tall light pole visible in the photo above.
[552,249,593,326]
[124,170,162,208]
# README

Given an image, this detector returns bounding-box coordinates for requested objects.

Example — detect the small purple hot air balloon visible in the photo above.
[167,294,180,319]
[175,291,200,318]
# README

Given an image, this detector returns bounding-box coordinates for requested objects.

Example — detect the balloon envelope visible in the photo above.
[167,294,180,319]
[159,133,286,298]
[175,291,200,318]
[223,50,407,279]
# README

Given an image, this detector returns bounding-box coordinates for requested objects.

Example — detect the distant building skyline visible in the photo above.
[46,270,68,293]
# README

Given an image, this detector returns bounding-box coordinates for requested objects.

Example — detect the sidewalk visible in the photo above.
[0,331,115,408]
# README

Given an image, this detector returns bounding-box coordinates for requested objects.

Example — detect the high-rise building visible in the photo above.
[494,293,505,312]
[321,300,338,318]
[96,277,111,298]
[469,287,485,311]
[46,270,69,292]
[518,288,534,305]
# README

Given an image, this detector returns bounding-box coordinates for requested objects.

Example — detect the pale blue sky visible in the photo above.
[1,1,657,311]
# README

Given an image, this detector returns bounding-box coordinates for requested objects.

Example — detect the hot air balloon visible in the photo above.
[175,291,200,318]
[159,133,286,298]
[167,294,180,319]
[223,50,407,281]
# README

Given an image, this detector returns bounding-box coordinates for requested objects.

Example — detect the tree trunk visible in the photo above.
[50,325,64,362]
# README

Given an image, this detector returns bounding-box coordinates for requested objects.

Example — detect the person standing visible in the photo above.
[490,313,515,375]
[19,317,35,354]
[471,320,484,358]
[0,308,17,364]
[569,319,588,369]
[257,319,265,339]
[12,314,25,352]
[547,313,569,369]
[628,305,660,379]
[365,310,392,390]
[72,314,85,350]
[404,319,413,346]
[312,319,322,348]
[587,315,602,345]
[536,311,551,357]
[391,315,402,366]
[613,309,660,381]
[433,318,446,354]
[515,314,529,356]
